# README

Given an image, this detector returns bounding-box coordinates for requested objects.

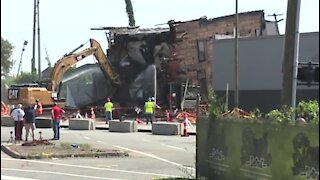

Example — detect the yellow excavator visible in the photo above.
[7,38,121,106]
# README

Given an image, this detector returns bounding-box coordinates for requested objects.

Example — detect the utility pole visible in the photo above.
[268,13,284,23]
[281,0,301,121]
[37,0,41,81]
[268,13,284,34]
[234,0,239,108]
[31,0,37,74]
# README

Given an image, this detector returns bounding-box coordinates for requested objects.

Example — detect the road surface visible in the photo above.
[1,126,196,180]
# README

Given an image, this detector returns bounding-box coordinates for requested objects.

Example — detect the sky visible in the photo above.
[1,0,319,76]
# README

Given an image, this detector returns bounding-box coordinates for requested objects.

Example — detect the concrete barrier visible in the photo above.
[69,118,96,130]
[1,116,14,127]
[109,120,137,133]
[152,122,181,135]
[35,117,52,128]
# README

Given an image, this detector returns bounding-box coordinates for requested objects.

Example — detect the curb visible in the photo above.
[60,124,196,135]
[1,144,26,159]
[1,144,129,159]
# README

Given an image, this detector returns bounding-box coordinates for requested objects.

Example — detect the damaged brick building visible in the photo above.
[166,10,278,99]
[88,10,279,108]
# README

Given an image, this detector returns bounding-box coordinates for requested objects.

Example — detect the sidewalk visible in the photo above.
[60,119,196,135]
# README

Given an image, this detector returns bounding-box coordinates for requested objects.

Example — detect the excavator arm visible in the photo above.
[50,47,97,92]
[90,38,121,85]
[50,39,121,94]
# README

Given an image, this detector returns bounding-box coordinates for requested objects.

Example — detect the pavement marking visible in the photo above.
[84,136,91,140]
[96,164,118,168]
[1,175,38,180]
[166,145,187,151]
[1,158,176,177]
[142,139,151,142]
[112,145,195,173]
[1,168,125,180]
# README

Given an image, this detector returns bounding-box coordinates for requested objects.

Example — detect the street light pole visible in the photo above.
[17,41,28,77]
[234,0,239,109]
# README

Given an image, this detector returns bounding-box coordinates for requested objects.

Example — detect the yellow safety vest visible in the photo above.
[145,101,154,113]
[104,102,113,112]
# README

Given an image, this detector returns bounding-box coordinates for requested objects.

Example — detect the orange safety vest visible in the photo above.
[36,102,43,115]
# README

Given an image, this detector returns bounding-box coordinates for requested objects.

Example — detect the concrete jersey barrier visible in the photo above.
[69,118,96,130]
[109,120,137,132]
[152,122,181,135]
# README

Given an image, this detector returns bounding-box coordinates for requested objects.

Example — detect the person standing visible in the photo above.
[144,98,155,125]
[104,98,114,124]
[51,102,65,140]
[151,96,160,121]
[10,104,25,141]
[23,104,36,141]
[34,99,43,116]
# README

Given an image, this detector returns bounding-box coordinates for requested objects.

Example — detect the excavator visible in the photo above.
[7,38,121,107]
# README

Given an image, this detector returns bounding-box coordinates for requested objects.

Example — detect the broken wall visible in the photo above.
[168,10,266,99]
[106,28,174,106]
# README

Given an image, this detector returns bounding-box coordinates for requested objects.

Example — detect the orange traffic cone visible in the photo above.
[166,110,171,122]
[135,118,143,124]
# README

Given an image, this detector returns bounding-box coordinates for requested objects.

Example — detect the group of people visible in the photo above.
[103,97,160,124]
[10,96,160,141]
[10,99,65,142]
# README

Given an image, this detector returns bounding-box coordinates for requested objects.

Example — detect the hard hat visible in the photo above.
[151,97,155,101]
[148,97,152,101]
[35,99,40,102]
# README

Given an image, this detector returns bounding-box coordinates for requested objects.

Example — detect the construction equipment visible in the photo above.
[7,38,120,107]
[44,46,52,67]
[1,101,10,116]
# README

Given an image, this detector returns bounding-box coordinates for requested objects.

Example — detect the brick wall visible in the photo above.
[168,11,266,97]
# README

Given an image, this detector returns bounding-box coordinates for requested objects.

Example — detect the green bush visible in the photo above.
[247,108,263,120]
[265,105,294,125]
[207,89,225,119]
[296,100,319,125]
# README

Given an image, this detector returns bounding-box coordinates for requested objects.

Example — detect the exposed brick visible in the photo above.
[168,11,267,96]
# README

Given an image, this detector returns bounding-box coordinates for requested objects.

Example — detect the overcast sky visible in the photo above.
[1,0,319,75]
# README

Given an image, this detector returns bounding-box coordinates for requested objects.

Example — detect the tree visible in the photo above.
[13,72,37,84]
[125,0,136,27]
[1,37,14,77]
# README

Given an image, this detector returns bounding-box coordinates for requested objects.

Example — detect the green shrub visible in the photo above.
[265,105,294,125]
[296,100,319,125]
[207,89,225,119]
[247,108,263,120]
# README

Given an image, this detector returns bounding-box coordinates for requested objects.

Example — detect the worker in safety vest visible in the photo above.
[104,98,114,124]
[144,98,155,125]
[34,99,43,116]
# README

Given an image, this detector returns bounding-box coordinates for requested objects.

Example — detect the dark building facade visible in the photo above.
[212,32,319,112]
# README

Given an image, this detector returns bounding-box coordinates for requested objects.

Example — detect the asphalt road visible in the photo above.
[1,126,196,180]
